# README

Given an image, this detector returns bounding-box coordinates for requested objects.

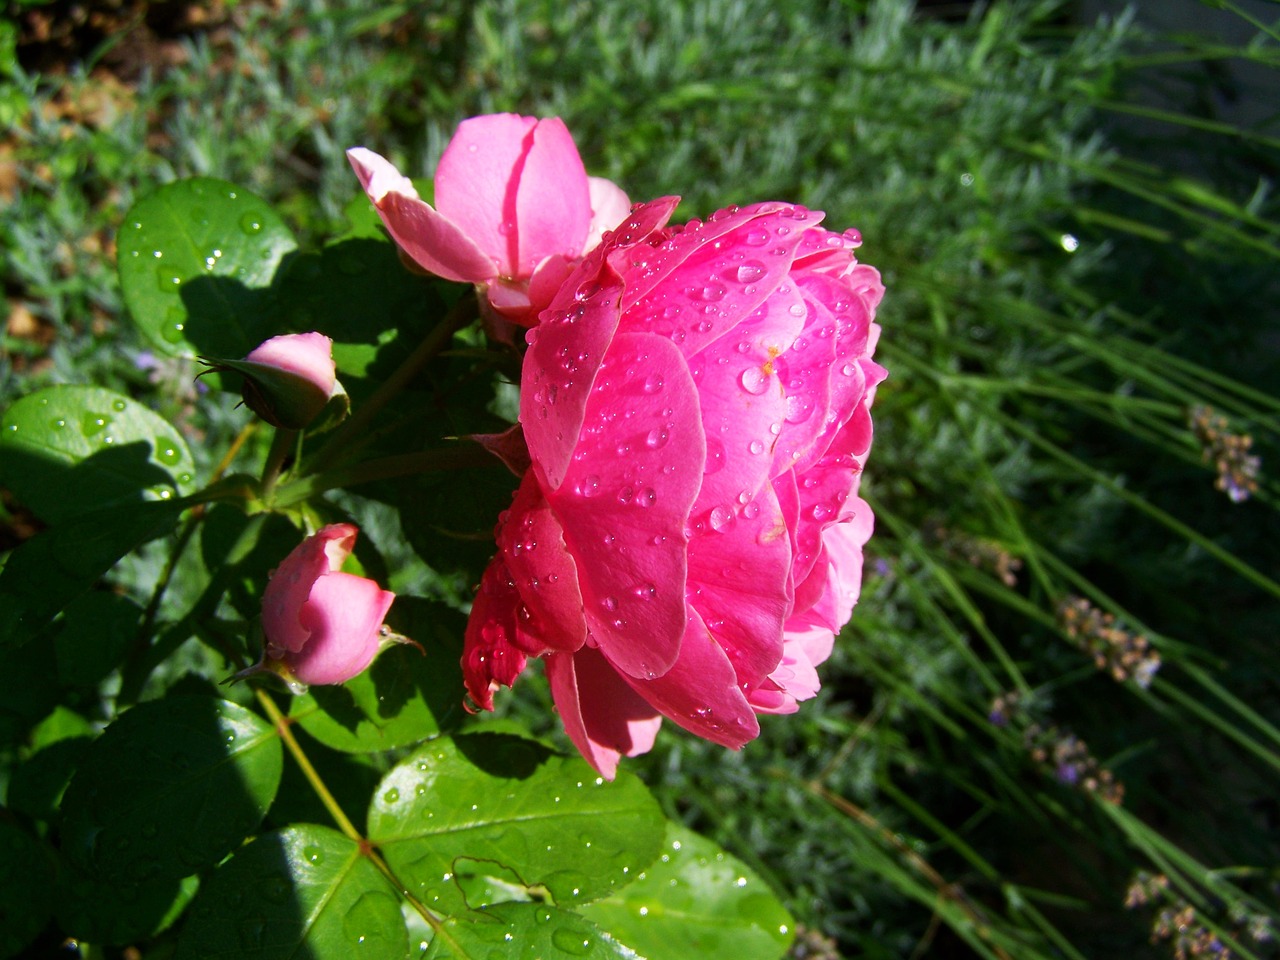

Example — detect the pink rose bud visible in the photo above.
[463,199,884,778]
[347,114,630,328]
[259,523,396,686]
[201,332,341,429]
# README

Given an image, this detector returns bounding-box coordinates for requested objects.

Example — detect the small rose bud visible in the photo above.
[201,332,343,429]
[257,523,397,687]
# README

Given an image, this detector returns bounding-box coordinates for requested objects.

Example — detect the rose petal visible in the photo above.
[546,647,662,780]
[585,177,632,252]
[291,572,394,686]
[346,147,496,283]
[617,608,760,748]
[261,523,356,656]
[550,332,705,680]
[501,471,587,653]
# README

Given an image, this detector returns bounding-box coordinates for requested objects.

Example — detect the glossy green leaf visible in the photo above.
[0,499,184,650]
[0,386,196,524]
[427,903,635,960]
[60,695,282,882]
[577,824,795,960]
[289,597,466,752]
[175,824,407,959]
[118,177,296,358]
[0,818,55,959]
[56,867,198,946]
[368,734,664,916]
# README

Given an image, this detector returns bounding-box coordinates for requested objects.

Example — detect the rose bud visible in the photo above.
[201,331,345,430]
[257,523,397,687]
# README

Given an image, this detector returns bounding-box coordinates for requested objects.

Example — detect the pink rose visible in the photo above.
[347,114,630,328]
[260,524,396,686]
[463,198,885,777]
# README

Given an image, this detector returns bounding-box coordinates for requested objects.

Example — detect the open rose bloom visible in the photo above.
[348,114,630,328]
[464,197,885,778]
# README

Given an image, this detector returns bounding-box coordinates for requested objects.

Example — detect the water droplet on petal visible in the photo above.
[740,367,769,395]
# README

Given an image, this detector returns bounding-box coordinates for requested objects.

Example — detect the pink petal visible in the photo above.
[685,283,804,515]
[347,147,496,283]
[291,571,395,685]
[549,332,705,680]
[618,608,760,748]
[521,257,623,492]
[462,557,530,710]
[521,198,682,491]
[621,205,812,358]
[621,201,820,313]
[435,115,591,277]
[245,332,336,395]
[261,524,357,656]
[546,647,663,780]
[585,177,632,252]
[685,480,791,692]
[500,472,587,653]
[513,118,592,274]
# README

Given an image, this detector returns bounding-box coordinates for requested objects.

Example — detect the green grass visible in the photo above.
[3,0,1278,956]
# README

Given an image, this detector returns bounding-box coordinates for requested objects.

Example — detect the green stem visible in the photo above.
[261,427,299,498]
[254,688,444,931]
[273,443,498,507]
[256,688,361,841]
[308,296,478,474]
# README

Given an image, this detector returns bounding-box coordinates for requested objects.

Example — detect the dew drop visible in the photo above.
[642,373,664,394]
[709,506,734,531]
[645,426,669,449]
[735,261,766,283]
[748,439,765,455]
[240,213,264,235]
[739,367,769,395]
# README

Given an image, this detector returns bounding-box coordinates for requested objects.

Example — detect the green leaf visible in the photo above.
[367,734,664,916]
[53,591,142,688]
[175,824,407,959]
[0,627,58,743]
[0,818,55,959]
[56,867,198,946]
[276,237,446,389]
[7,735,91,822]
[60,695,283,882]
[0,499,185,651]
[289,597,466,753]
[428,903,636,960]
[577,824,795,960]
[0,386,196,524]
[117,177,297,358]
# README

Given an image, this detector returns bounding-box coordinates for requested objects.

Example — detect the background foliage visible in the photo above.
[2,0,1278,957]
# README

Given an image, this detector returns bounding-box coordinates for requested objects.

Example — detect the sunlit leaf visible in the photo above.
[118,177,296,358]
[578,824,795,960]
[0,386,196,524]
[368,734,663,916]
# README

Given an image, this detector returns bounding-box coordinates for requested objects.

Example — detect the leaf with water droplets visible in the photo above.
[0,385,196,525]
[426,902,635,960]
[577,823,794,960]
[175,824,407,959]
[367,734,664,916]
[118,177,296,358]
[60,694,282,883]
